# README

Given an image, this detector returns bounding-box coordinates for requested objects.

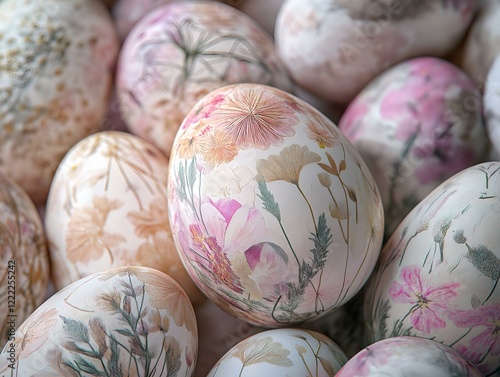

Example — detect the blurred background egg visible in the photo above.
[275,0,476,105]
[0,174,50,346]
[207,328,347,376]
[116,0,292,158]
[363,162,500,376]
[484,55,500,157]
[167,83,384,327]
[0,0,118,204]
[336,337,484,376]
[0,266,198,376]
[45,131,203,305]
[338,56,488,238]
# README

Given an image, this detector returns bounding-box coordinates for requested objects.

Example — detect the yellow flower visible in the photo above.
[257,144,321,184]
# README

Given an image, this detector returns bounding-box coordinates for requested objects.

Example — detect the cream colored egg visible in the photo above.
[275,0,476,104]
[0,173,50,347]
[116,1,292,158]
[0,266,198,376]
[207,328,348,376]
[364,162,500,376]
[0,0,118,204]
[45,131,203,304]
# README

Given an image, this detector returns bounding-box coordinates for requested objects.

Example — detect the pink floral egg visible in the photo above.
[275,0,476,104]
[116,1,292,158]
[0,266,198,376]
[45,131,204,305]
[338,57,488,238]
[0,173,50,347]
[363,162,500,376]
[484,56,500,156]
[167,83,384,327]
[336,337,484,376]
[0,0,118,204]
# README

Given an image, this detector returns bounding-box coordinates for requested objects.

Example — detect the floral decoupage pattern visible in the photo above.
[207,328,348,376]
[167,83,385,327]
[0,0,118,203]
[45,131,203,304]
[116,1,292,158]
[0,174,49,346]
[336,337,484,377]
[0,266,198,377]
[363,162,500,376]
[339,57,488,238]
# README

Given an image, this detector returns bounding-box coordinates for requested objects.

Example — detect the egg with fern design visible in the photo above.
[0,266,198,376]
[167,83,384,327]
[363,162,500,376]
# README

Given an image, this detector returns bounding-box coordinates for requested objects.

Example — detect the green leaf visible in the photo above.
[61,316,90,343]
[165,336,182,377]
[453,229,467,244]
[62,341,100,359]
[115,328,135,338]
[74,354,106,375]
[188,157,197,187]
[465,244,500,280]
[309,213,333,271]
[107,335,122,376]
[256,177,281,221]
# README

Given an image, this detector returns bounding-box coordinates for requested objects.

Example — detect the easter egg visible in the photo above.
[167,83,384,327]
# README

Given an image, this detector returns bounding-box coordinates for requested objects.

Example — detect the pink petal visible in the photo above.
[410,307,447,334]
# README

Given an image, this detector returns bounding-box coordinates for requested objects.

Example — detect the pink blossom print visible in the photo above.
[389,265,460,334]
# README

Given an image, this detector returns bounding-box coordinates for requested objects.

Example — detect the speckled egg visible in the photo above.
[116,0,292,158]
[45,131,203,305]
[275,0,476,104]
[339,57,488,238]
[0,0,119,204]
[0,173,50,347]
[336,337,484,376]
[208,328,347,376]
[484,56,500,156]
[363,162,500,376]
[167,83,384,327]
[0,266,198,376]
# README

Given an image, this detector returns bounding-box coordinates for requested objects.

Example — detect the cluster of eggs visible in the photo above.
[0,0,499,376]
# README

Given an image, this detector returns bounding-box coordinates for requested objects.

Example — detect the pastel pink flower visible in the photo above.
[449,303,500,357]
[389,265,460,334]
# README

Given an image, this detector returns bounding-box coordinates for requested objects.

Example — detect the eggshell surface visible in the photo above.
[0,0,118,204]
[0,174,50,347]
[275,0,476,104]
[336,337,484,376]
[167,83,384,327]
[207,328,348,376]
[116,1,292,158]
[363,162,500,376]
[0,266,198,376]
[45,131,203,304]
[339,57,487,238]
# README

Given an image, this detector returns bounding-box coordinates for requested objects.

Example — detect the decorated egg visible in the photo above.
[456,0,500,87]
[484,56,500,156]
[207,328,347,376]
[45,131,203,304]
[0,266,198,376]
[363,162,500,376]
[0,0,118,204]
[0,173,50,347]
[338,57,488,238]
[116,0,292,158]
[336,337,484,376]
[275,0,476,104]
[167,83,384,327]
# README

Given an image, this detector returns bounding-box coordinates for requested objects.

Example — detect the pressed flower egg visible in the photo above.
[167,83,384,327]
[363,162,500,376]
[484,56,500,156]
[275,0,476,104]
[0,266,198,376]
[336,337,484,376]
[339,57,488,238]
[116,0,292,158]
[0,0,119,204]
[45,131,204,305]
[207,328,348,376]
[0,173,50,347]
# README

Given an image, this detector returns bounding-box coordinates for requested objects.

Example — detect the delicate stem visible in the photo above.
[483,278,499,305]
[327,186,347,243]
[449,327,472,347]
[238,363,245,377]
[296,183,317,233]
[278,219,300,268]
